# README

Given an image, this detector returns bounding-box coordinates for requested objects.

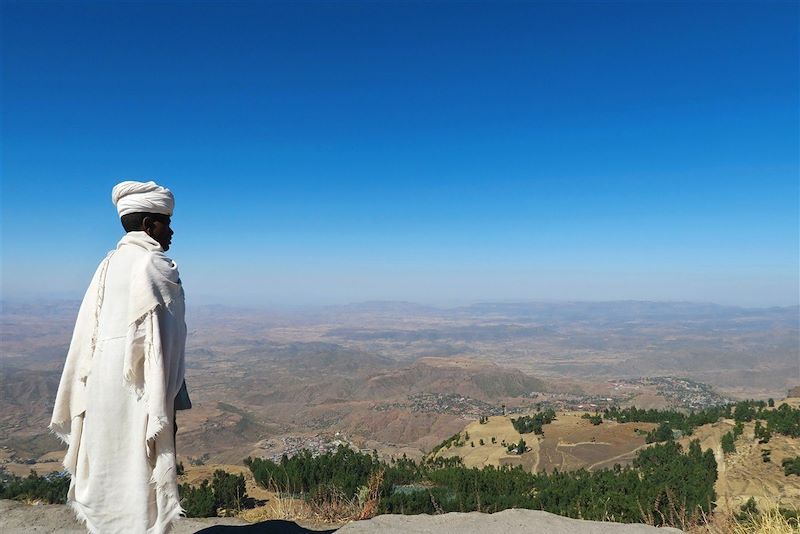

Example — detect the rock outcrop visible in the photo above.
[336,509,682,534]
[0,500,683,533]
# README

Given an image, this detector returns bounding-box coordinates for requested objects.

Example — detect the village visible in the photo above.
[254,432,372,463]
[608,376,733,410]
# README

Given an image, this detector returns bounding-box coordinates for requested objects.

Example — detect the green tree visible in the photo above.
[721,432,735,454]
[646,422,674,443]
[179,480,216,517]
[733,422,744,438]
[212,470,247,513]
[245,436,718,527]
[511,410,556,435]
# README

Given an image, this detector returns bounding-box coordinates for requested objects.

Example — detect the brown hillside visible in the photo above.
[360,358,546,401]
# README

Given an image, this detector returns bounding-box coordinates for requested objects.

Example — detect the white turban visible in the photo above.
[112,181,174,217]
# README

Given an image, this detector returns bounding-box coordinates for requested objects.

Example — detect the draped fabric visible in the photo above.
[111,181,174,217]
[50,231,187,534]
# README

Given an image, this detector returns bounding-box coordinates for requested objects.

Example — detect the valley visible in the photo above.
[1,299,798,514]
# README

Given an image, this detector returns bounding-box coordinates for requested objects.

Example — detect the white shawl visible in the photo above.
[50,232,187,534]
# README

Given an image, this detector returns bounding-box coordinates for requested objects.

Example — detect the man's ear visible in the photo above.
[141,216,154,233]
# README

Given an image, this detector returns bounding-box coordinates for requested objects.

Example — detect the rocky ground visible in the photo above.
[1,500,682,533]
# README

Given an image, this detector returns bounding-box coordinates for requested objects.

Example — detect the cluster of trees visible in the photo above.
[510,409,556,435]
[246,440,717,529]
[759,403,800,438]
[430,433,464,454]
[754,421,772,444]
[0,469,70,504]
[526,440,716,526]
[179,481,216,517]
[505,438,527,454]
[725,399,800,439]
[246,447,380,498]
[646,422,676,443]
[581,413,603,425]
[607,401,800,443]
[604,405,731,436]
[736,496,800,527]
[179,469,248,518]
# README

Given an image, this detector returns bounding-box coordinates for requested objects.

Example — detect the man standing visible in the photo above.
[51,181,189,533]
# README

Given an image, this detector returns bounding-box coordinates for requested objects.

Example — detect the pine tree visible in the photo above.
[212,470,247,513]
[180,480,216,517]
[721,432,735,454]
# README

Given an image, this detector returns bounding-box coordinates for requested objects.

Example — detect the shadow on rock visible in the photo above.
[194,520,337,534]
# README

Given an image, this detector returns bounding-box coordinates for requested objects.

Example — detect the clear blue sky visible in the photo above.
[2,1,798,307]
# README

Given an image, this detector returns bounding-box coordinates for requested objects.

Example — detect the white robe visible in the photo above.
[50,231,187,534]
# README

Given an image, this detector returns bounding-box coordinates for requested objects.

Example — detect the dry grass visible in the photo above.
[238,492,311,523]
[237,479,312,523]
[307,484,362,523]
[634,489,705,532]
[689,504,800,534]
[309,469,384,523]
[357,469,384,520]
[237,471,384,526]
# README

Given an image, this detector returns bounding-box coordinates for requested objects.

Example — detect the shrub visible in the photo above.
[782,456,800,476]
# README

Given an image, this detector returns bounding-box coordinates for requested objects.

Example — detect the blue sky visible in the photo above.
[2,1,798,306]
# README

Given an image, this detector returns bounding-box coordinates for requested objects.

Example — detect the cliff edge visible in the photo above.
[1,500,682,533]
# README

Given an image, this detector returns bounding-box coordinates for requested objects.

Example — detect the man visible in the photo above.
[51,180,190,533]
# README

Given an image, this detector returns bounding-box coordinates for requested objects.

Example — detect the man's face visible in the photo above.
[145,215,174,251]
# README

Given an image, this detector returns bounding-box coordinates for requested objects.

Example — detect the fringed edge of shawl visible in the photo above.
[48,420,71,447]
[143,385,184,532]
[122,303,177,441]
[123,303,162,400]
[150,449,186,533]
[122,298,176,396]
[68,499,102,534]
[147,414,169,444]
[121,302,184,532]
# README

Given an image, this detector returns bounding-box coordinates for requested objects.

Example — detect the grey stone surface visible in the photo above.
[336,509,684,534]
[0,499,246,533]
[0,500,684,533]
